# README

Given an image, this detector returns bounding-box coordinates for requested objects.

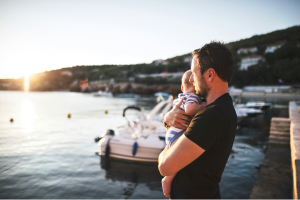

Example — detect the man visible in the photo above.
[158,41,237,199]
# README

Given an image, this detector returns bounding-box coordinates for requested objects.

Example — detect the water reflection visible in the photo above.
[100,156,163,198]
[21,100,36,133]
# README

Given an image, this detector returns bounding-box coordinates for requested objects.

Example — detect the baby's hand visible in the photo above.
[162,176,172,197]
[198,102,207,110]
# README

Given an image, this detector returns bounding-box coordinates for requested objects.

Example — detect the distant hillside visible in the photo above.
[1,25,299,92]
[227,25,300,87]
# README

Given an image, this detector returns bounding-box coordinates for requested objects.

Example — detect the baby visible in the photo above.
[162,70,206,197]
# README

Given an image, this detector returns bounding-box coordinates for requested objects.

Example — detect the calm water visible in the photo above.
[0,91,290,199]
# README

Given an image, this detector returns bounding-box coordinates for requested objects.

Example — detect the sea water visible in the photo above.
[0,91,290,198]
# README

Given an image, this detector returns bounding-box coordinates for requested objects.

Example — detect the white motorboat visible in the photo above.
[235,101,271,110]
[234,106,262,117]
[97,100,173,162]
[94,91,113,97]
[96,100,257,162]
[234,107,248,123]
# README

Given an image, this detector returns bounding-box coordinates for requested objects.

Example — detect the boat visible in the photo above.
[235,101,271,110]
[96,100,261,162]
[154,92,171,102]
[97,100,173,162]
[93,91,113,97]
[234,106,262,117]
[234,107,248,123]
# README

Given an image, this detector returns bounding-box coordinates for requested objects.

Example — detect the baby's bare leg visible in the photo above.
[162,136,181,197]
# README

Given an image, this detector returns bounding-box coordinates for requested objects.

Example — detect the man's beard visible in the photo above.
[196,75,210,98]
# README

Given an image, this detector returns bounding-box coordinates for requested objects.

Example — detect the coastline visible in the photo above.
[229,91,300,99]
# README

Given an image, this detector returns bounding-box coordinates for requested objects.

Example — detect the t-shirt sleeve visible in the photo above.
[184,108,226,150]
[185,94,201,105]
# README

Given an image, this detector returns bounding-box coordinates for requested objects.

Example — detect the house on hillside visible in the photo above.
[240,54,264,70]
[161,60,169,65]
[264,40,286,53]
[237,47,257,54]
[60,71,73,76]
[152,59,163,66]
[184,56,193,63]
[137,72,184,78]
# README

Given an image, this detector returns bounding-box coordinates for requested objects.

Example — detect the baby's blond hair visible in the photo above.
[182,70,193,87]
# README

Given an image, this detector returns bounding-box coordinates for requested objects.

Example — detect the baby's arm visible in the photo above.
[184,102,200,116]
[185,100,207,116]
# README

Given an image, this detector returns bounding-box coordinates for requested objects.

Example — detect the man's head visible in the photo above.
[190,41,234,98]
[181,70,195,93]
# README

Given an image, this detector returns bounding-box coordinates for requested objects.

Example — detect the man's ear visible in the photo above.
[207,68,216,82]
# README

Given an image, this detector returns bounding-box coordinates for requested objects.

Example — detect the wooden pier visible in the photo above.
[250,101,300,199]
[250,117,293,199]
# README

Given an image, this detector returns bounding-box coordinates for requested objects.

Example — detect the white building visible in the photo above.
[137,72,184,78]
[161,60,169,65]
[240,54,263,70]
[264,40,286,53]
[152,59,163,66]
[243,85,291,93]
[183,56,193,63]
[60,70,73,76]
[237,47,257,54]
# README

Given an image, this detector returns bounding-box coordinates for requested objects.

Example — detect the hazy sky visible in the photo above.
[0,0,299,78]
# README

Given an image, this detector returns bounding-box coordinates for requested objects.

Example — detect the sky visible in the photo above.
[0,0,299,79]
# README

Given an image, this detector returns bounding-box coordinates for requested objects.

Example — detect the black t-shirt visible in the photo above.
[170,93,237,199]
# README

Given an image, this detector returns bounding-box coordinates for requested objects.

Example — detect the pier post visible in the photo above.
[289,101,300,199]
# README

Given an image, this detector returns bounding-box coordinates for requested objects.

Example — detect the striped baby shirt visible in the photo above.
[165,92,201,146]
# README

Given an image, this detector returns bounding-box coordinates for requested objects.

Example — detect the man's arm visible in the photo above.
[158,134,205,176]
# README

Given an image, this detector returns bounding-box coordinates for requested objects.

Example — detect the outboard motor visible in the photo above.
[94,137,102,142]
[95,129,115,142]
[104,129,114,158]
[106,129,115,136]
[105,140,111,158]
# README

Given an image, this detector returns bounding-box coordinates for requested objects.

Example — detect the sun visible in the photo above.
[24,74,30,92]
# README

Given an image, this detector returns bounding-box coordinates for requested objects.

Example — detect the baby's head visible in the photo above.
[181,70,196,93]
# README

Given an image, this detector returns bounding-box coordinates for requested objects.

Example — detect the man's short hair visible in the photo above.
[192,41,234,83]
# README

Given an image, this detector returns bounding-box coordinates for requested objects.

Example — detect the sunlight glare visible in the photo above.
[24,75,30,91]
[21,100,36,133]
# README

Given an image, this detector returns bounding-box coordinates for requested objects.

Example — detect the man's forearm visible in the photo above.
[159,145,168,166]
[158,134,206,176]
[159,146,178,176]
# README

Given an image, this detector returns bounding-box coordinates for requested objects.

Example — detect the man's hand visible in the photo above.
[162,176,173,197]
[164,99,192,130]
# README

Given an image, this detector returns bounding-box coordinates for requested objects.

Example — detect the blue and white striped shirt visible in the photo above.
[165,92,201,146]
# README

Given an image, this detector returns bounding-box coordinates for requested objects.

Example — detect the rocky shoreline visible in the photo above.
[71,82,182,95]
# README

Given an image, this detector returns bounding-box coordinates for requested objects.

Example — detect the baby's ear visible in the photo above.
[181,85,183,92]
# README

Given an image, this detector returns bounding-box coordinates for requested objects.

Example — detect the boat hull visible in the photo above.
[99,135,165,162]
